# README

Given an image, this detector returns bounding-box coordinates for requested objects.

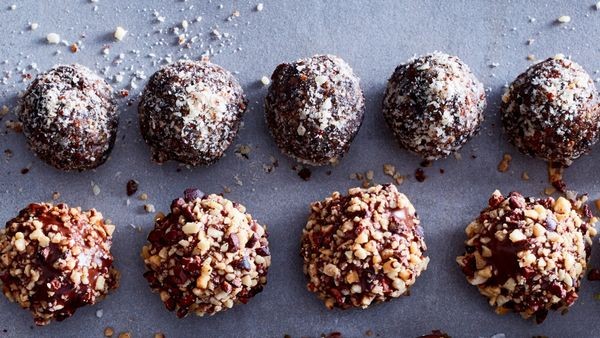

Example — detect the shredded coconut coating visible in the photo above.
[301,184,428,309]
[383,52,486,160]
[0,203,119,326]
[139,60,247,166]
[457,191,597,323]
[142,192,270,318]
[501,55,600,166]
[265,54,365,166]
[17,64,118,171]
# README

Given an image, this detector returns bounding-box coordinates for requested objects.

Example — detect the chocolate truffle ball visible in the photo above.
[501,55,600,166]
[139,60,247,165]
[17,64,118,171]
[265,54,365,165]
[142,189,270,317]
[301,184,428,309]
[383,52,486,160]
[457,191,596,323]
[0,203,119,325]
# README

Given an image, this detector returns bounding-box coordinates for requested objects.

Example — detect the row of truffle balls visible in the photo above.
[0,185,595,325]
[16,52,600,171]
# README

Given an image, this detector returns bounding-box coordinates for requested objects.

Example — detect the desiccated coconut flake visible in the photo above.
[557,15,571,23]
[46,33,60,44]
[260,76,270,86]
[114,26,127,41]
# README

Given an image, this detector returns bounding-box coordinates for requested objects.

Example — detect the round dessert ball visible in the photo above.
[17,64,118,171]
[265,54,365,166]
[141,189,271,317]
[501,55,600,166]
[301,184,429,309]
[0,203,119,325]
[457,191,596,323]
[383,52,486,160]
[138,60,247,166]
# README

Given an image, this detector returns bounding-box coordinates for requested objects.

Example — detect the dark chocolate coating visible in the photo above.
[501,56,600,166]
[18,64,118,171]
[457,191,595,323]
[138,60,247,166]
[265,54,365,166]
[0,203,119,326]
[383,52,486,160]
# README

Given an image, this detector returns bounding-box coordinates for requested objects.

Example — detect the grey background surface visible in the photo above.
[0,1,599,337]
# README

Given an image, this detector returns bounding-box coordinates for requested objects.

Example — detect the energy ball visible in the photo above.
[0,203,119,325]
[301,184,429,309]
[457,191,596,323]
[18,64,118,171]
[501,55,600,166]
[142,189,270,318]
[383,52,486,160]
[139,60,247,166]
[265,54,365,165]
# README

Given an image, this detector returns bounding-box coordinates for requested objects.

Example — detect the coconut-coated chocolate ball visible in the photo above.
[17,64,118,171]
[501,55,600,166]
[142,189,271,318]
[0,203,119,325]
[139,60,247,166]
[383,52,486,160]
[457,191,596,323]
[301,184,428,309]
[265,54,365,166]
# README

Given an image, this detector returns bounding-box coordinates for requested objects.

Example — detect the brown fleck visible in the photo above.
[415,168,426,182]
[497,153,512,172]
[126,180,139,196]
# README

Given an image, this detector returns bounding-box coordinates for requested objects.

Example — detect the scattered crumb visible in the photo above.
[547,163,566,193]
[256,3,264,11]
[139,193,148,201]
[5,120,23,133]
[557,15,571,23]
[30,22,39,30]
[0,105,9,119]
[521,171,530,180]
[527,54,536,61]
[454,152,462,160]
[260,75,270,86]
[70,43,79,53]
[154,333,166,338]
[46,33,60,44]
[96,309,103,318]
[126,180,139,196]
[589,268,600,281]
[497,153,512,172]
[118,333,131,338]
[595,199,600,212]
[104,327,114,337]
[114,26,127,41]
[415,168,426,182]
[596,1,600,10]
[52,191,60,200]
[544,186,556,195]
[144,204,156,213]
[92,183,101,196]
[235,144,251,159]
[298,167,311,181]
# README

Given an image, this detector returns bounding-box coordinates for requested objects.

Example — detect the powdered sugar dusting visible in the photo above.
[383,51,486,160]
[138,60,246,166]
